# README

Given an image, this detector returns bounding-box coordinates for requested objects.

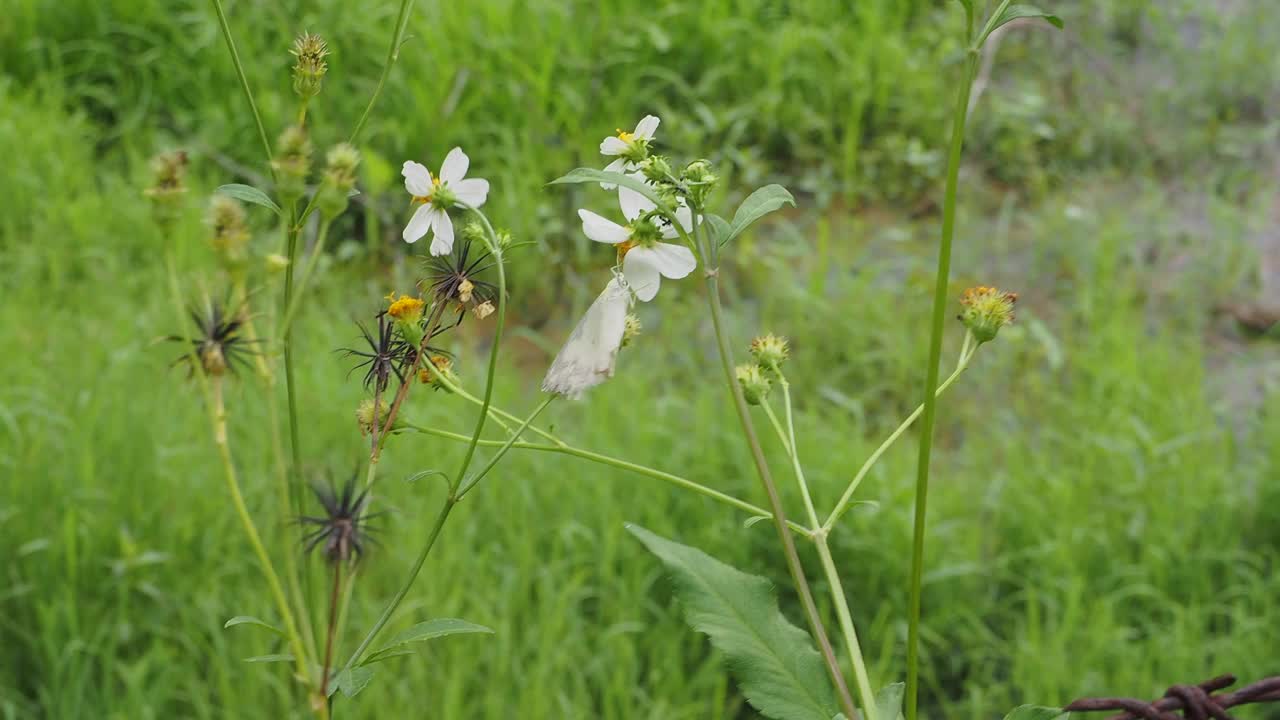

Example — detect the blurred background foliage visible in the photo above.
[1,0,1278,718]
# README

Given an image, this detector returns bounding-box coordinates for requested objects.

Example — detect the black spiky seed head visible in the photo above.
[299,472,375,565]
[168,297,256,377]
[422,231,499,322]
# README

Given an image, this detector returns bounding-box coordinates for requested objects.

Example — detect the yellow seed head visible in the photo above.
[958,286,1017,343]
[749,333,789,370]
[386,293,426,324]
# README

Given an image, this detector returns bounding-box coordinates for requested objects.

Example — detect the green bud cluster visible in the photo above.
[290,32,329,100]
[272,125,312,203]
[317,143,360,219]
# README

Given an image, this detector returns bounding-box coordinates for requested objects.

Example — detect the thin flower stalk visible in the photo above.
[279,217,334,338]
[689,214,859,720]
[207,0,273,180]
[824,333,978,532]
[401,422,809,535]
[349,0,416,143]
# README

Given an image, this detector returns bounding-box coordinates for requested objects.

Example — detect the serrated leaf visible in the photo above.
[243,653,294,664]
[988,4,1063,35]
[876,683,905,720]
[1003,705,1065,720]
[223,615,284,636]
[627,524,838,720]
[548,168,666,208]
[216,183,282,214]
[362,618,493,665]
[724,185,795,246]
[335,666,375,698]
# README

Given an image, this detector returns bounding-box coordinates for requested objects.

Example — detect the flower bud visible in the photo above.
[736,363,771,405]
[317,143,360,219]
[208,195,250,270]
[958,286,1017,343]
[749,334,789,371]
[264,253,291,274]
[356,398,390,436]
[290,32,329,100]
[272,125,312,203]
[682,159,719,207]
[144,150,189,226]
[621,314,642,348]
[418,354,457,392]
[640,155,673,185]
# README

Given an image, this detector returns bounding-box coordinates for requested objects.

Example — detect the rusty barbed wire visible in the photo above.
[1063,674,1280,720]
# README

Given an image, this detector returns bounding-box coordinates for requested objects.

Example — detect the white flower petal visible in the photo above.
[618,186,657,222]
[402,161,433,196]
[578,209,630,244]
[453,178,489,207]
[634,114,660,140]
[402,203,434,243]
[600,158,629,190]
[429,211,455,256]
[623,251,662,302]
[600,136,628,156]
[439,147,469,184]
[644,242,697,279]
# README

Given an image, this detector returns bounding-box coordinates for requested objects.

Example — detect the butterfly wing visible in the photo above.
[541,278,631,399]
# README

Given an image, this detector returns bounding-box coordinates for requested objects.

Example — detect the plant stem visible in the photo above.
[904,50,979,720]
[319,561,343,698]
[207,0,274,180]
[279,218,333,338]
[210,378,311,687]
[401,423,808,535]
[349,0,417,144]
[456,397,554,497]
[701,260,858,718]
[281,203,307,538]
[824,337,978,532]
[765,371,878,720]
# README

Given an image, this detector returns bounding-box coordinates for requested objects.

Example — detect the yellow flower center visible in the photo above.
[387,293,425,321]
[616,129,635,142]
[412,176,443,205]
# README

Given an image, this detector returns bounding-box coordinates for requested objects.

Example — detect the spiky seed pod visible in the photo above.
[299,473,374,565]
[290,32,329,99]
[168,298,257,377]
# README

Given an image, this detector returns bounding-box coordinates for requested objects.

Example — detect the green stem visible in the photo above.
[211,378,311,685]
[699,241,858,717]
[400,423,808,535]
[824,336,977,532]
[905,51,979,720]
[349,0,417,144]
[456,397,554,497]
[279,218,333,339]
[765,372,877,720]
[207,0,274,180]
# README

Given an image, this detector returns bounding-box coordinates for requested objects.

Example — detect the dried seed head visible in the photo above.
[418,354,457,392]
[208,195,250,266]
[290,32,329,99]
[471,300,495,320]
[958,286,1017,343]
[736,363,771,405]
[144,150,189,226]
[300,472,374,566]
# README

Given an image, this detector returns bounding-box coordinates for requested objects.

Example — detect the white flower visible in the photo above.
[598,115,659,189]
[401,147,489,256]
[578,182,696,302]
[541,276,632,399]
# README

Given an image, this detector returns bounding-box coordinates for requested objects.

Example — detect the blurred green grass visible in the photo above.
[2,1,1279,718]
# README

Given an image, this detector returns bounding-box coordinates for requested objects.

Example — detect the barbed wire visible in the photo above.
[1063,674,1280,720]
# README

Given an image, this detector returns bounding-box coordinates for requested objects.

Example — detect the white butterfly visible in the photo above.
[541,276,633,399]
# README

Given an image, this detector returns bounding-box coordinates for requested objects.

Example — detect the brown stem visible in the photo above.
[372,304,446,461]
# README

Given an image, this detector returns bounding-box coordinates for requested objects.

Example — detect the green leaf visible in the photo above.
[216,183,282,214]
[704,213,732,247]
[223,615,284,636]
[548,168,666,209]
[362,618,493,665]
[627,524,838,720]
[243,654,294,664]
[876,683,905,720]
[724,185,795,246]
[989,4,1064,34]
[1002,706,1065,720]
[334,666,375,698]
